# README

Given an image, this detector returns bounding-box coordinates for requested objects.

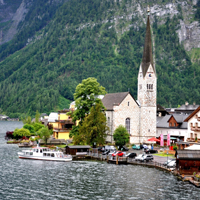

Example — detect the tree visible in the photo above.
[75,103,109,145]
[113,125,130,150]
[38,127,52,144]
[72,77,106,123]
[33,123,45,132]
[22,116,32,124]
[13,128,31,140]
[35,110,40,123]
[69,77,106,139]
[23,124,35,134]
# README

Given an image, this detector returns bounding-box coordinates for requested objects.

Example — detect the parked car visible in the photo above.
[145,149,158,154]
[100,145,116,153]
[135,154,153,162]
[135,154,145,161]
[120,146,129,151]
[163,159,175,166]
[98,146,104,152]
[143,154,154,161]
[104,145,116,152]
[167,160,176,168]
[102,150,110,155]
[112,151,124,157]
[132,145,140,150]
[125,152,137,158]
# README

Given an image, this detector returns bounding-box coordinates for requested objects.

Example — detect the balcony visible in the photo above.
[191,126,200,131]
[53,128,72,132]
[55,120,74,124]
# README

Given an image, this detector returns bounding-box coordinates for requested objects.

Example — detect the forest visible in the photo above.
[0,0,200,118]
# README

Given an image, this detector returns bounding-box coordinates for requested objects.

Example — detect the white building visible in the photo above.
[184,106,200,142]
[157,114,188,142]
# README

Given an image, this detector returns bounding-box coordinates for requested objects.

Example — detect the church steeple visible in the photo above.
[141,7,155,78]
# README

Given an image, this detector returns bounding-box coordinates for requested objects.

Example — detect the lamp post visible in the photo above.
[167,151,168,168]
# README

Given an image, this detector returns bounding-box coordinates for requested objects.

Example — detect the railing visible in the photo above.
[76,151,175,171]
[127,158,173,170]
[191,127,200,131]
[186,138,195,142]
[53,128,72,131]
[55,120,74,124]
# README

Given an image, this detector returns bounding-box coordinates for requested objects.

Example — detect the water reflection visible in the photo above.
[0,121,199,200]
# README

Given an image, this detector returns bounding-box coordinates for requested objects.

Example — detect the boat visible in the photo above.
[18,146,72,162]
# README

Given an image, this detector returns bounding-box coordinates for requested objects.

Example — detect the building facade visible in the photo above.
[48,110,74,140]
[102,92,140,144]
[184,106,200,142]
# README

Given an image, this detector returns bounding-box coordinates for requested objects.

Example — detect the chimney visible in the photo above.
[185,101,189,106]
[193,102,196,106]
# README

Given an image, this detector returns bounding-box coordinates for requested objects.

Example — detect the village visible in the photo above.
[4,7,200,189]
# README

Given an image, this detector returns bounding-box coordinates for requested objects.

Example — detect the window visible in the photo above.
[174,123,176,127]
[149,74,152,77]
[147,84,153,90]
[191,133,193,138]
[139,84,142,89]
[170,123,172,126]
[128,102,130,106]
[125,118,130,134]
[108,117,110,126]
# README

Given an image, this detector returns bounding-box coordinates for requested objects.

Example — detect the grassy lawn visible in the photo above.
[154,152,175,158]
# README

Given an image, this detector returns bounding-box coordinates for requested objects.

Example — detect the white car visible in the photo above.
[135,154,145,161]
[135,154,153,162]
[167,160,176,168]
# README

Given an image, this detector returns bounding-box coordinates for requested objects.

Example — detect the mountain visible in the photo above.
[0,0,200,118]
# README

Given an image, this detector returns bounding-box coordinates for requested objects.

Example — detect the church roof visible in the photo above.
[141,15,156,77]
[102,92,137,111]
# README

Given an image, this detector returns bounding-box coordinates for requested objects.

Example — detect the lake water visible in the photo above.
[0,121,199,200]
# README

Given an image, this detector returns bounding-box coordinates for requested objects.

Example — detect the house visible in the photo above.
[48,110,74,140]
[184,105,200,142]
[166,102,199,115]
[176,150,200,175]
[102,10,157,144]
[156,114,188,144]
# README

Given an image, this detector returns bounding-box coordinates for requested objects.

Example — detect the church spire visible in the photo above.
[141,6,155,78]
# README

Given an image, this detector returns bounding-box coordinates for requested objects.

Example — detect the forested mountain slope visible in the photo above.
[0,0,200,118]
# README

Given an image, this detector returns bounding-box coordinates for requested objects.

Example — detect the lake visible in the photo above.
[0,121,199,200]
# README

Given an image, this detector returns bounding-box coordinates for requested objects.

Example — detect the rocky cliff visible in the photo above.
[0,0,200,52]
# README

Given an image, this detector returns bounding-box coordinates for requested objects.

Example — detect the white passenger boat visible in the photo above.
[18,146,72,162]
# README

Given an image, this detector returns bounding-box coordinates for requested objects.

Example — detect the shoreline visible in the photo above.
[73,154,200,188]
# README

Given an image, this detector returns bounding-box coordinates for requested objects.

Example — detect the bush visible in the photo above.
[173,145,178,150]
[6,131,14,139]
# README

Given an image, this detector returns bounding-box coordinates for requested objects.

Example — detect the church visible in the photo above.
[102,9,157,144]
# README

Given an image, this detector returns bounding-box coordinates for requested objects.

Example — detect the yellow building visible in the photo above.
[48,110,74,140]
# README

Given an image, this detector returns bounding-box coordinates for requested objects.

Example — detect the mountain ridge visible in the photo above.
[0,0,200,118]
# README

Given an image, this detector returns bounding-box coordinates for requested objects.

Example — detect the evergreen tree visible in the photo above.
[75,103,109,145]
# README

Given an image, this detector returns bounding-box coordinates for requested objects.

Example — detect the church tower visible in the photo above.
[137,7,157,143]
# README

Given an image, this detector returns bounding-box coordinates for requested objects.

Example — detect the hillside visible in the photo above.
[0,0,200,118]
